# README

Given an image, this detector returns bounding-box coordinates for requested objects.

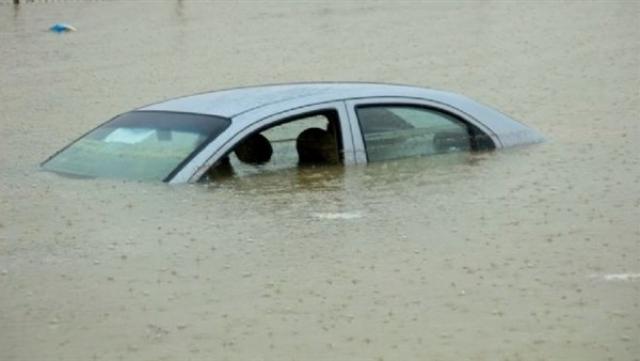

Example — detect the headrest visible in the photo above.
[234,133,273,164]
[296,128,337,164]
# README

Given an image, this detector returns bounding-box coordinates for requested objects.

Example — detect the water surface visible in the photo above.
[0,1,638,360]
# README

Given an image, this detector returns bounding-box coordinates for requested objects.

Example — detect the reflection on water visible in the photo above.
[1,1,639,361]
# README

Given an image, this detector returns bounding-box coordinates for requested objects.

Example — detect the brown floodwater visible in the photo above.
[1,1,639,360]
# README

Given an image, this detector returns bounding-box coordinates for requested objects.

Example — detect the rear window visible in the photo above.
[42,111,230,181]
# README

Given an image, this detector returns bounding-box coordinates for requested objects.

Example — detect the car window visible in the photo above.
[206,110,342,180]
[356,105,475,162]
[261,115,331,167]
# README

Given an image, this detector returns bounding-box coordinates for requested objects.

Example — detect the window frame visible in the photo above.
[173,101,355,183]
[344,97,498,163]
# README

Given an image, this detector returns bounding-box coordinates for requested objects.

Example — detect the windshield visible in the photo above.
[42,111,230,181]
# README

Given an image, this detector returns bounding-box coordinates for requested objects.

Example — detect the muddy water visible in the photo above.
[1,1,639,360]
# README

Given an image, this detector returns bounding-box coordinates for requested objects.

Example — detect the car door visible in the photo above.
[169,101,355,183]
[345,97,497,163]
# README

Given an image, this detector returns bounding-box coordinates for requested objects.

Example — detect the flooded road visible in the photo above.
[1,1,639,360]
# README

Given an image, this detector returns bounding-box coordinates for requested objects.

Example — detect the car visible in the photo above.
[41,82,544,183]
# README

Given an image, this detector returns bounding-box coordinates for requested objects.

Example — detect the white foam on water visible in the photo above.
[591,273,640,282]
[311,212,363,220]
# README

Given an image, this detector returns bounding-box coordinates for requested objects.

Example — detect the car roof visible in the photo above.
[138,82,468,118]
[140,82,544,150]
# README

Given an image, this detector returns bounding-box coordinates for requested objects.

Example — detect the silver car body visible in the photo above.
[139,82,544,184]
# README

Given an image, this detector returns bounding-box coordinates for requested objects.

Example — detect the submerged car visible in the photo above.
[42,82,544,183]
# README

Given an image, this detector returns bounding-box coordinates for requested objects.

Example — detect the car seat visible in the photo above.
[296,128,338,165]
